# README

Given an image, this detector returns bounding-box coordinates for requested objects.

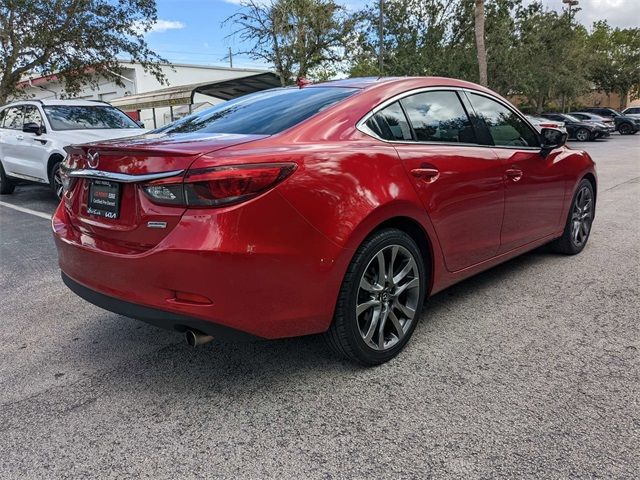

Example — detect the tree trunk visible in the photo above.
[474,0,488,87]
[618,88,628,110]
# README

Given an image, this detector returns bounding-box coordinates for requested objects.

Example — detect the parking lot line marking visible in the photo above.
[0,201,52,220]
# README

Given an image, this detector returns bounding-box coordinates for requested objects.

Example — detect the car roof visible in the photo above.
[311,76,498,95]
[1,99,110,108]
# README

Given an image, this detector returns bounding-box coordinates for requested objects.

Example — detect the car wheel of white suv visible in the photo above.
[49,160,64,199]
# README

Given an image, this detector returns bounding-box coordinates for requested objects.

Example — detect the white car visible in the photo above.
[0,99,147,198]
[526,115,567,135]
[621,106,640,120]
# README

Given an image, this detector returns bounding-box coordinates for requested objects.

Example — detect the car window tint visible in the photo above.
[400,91,475,143]
[158,87,358,136]
[0,108,6,127]
[365,102,412,141]
[2,106,24,130]
[24,105,45,129]
[469,94,538,147]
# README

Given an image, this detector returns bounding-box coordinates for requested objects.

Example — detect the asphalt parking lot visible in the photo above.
[1,135,638,479]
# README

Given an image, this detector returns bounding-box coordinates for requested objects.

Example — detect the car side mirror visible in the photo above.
[23,122,43,135]
[540,128,567,151]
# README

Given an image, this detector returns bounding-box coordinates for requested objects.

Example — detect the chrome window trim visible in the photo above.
[66,169,184,183]
[355,86,541,150]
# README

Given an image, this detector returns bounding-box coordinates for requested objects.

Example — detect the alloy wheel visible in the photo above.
[53,165,64,199]
[576,129,589,141]
[619,124,631,135]
[356,244,420,351]
[571,185,593,247]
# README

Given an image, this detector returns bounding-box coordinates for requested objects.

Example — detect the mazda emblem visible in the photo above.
[87,150,99,169]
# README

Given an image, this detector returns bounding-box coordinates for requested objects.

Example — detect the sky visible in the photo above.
[144,0,640,69]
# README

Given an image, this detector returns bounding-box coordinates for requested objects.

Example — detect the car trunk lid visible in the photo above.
[62,132,267,252]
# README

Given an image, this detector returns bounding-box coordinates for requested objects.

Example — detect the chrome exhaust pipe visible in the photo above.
[185,330,213,347]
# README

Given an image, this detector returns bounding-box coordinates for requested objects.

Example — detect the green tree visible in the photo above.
[347,0,471,78]
[588,21,640,110]
[0,0,167,105]
[224,0,351,86]
[513,3,589,113]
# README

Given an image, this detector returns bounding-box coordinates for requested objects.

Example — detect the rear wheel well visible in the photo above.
[47,153,64,182]
[372,216,434,292]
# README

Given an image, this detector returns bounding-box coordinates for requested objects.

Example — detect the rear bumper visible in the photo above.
[53,191,350,339]
[61,272,259,340]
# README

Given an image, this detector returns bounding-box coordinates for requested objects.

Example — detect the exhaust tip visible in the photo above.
[185,329,213,347]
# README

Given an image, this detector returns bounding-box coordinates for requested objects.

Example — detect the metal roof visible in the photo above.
[109,72,282,111]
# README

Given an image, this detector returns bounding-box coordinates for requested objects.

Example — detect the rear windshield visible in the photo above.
[44,105,140,130]
[156,87,358,136]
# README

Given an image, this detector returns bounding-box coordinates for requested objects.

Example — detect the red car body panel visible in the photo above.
[53,77,597,339]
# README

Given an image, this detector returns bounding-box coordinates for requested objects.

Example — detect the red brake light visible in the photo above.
[142,163,296,207]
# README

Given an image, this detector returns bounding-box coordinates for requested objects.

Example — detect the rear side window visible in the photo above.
[2,106,24,130]
[400,91,476,143]
[468,93,539,147]
[626,107,640,114]
[365,102,412,141]
[158,87,358,136]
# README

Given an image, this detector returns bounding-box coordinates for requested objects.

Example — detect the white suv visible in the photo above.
[0,99,147,198]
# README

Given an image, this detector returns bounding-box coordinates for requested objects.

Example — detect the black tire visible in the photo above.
[575,128,590,142]
[0,161,16,195]
[549,179,594,255]
[49,160,63,199]
[618,123,633,135]
[325,228,427,365]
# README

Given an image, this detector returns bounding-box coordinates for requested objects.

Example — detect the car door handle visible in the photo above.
[15,134,24,141]
[410,167,440,182]
[505,168,523,182]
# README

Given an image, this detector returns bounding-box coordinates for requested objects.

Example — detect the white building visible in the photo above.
[17,61,277,128]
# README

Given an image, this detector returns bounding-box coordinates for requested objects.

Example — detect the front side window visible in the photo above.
[400,91,475,143]
[23,105,45,129]
[365,102,412,141]
[468,93,538,147]
[43,105,139,130]
[158,87,358,136]
[2,106,24,130]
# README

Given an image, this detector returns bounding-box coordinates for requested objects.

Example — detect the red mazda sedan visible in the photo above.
[53,77,596,364]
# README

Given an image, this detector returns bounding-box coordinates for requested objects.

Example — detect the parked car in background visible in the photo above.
[578,107,640,135]
[53,77,596,365]
[0,99,147,198]
[568,112,615,134]
[541,113,607,141]
[526,115,567,134]
[621,106,640,119]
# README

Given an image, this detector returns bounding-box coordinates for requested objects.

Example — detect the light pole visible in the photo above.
[562,0,579,15]
[378,0,384,75]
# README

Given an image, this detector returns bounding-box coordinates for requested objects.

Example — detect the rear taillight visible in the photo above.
[539,123,558,128]
[142,163,296,207]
